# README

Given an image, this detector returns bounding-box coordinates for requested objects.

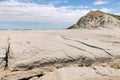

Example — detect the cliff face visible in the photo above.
[68,11,120,29]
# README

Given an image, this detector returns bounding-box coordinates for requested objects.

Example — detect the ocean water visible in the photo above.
[0,21,72,29]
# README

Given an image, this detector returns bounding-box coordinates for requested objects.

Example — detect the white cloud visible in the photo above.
[92,8,111,13]
[63,0,69,3]
[48,0,69,5]
[93,0,109,5]
[113,12,120,15]
[99,8,111,12]
[75,6,89,9]
[0,0,89,23]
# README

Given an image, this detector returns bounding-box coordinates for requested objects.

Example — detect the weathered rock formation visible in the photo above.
[0,35,9,70]
[0,29,120,79]
[1,68,43,80]
[39,66,120,80]
[68,10,120,29]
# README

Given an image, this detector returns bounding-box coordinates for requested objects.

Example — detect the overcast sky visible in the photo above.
[0,0,119,23]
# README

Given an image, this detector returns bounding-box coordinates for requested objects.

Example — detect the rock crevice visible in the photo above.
[4,38,10,70]
[63,36,113,57]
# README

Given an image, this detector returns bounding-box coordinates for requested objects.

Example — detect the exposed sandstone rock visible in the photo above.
[0,29,118,72]
[29,77,39,80]
[0,36,9,70]
[8,32,95,71]
[0,29,120,79]
[39,66,120,80]
[1,68,43,80]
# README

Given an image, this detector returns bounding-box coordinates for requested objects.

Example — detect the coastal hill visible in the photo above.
[68,10,120,29]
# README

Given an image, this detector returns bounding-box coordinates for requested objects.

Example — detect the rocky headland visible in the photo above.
[0,11,120,80]
[68,10,120,29]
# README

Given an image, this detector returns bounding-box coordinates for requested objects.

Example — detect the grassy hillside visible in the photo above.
[97,10,120,20]
[109,14,120,20]
[67,10,120,29]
